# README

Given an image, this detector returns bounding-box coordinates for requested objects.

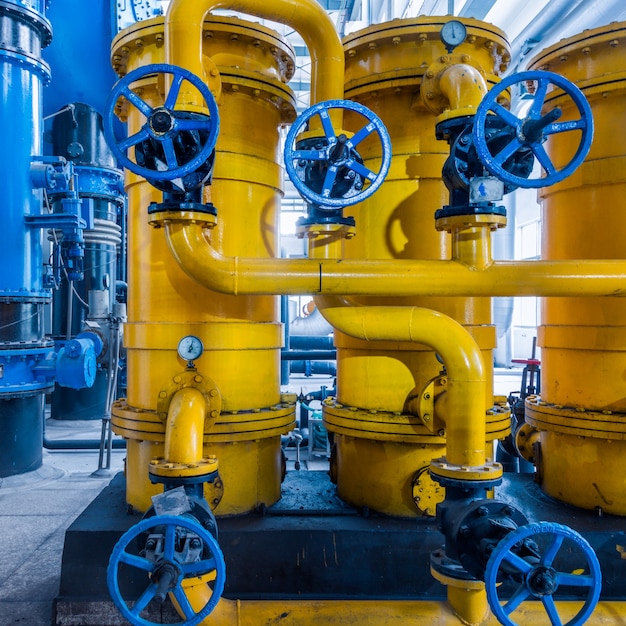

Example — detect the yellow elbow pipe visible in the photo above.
[164,387,207,465]
[438,64,489,117]
[163,220,626,298]
[165,0,344,108]
[315,297,487,468]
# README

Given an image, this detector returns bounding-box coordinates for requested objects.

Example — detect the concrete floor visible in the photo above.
[0,419,125,626]
[0,369,524,626]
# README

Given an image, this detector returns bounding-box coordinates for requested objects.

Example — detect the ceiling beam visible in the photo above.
[458,0,498,20]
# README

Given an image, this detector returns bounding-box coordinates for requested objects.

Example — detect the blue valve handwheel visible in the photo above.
[485,522,602,626]
[104,63,220,181]
[107,514,226,626]
[473,70,593,189]
[284,99,391,209]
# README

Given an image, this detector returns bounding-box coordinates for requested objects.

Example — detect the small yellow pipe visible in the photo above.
[165,0,344,110]
[315,297,486,468]
[164,221,626,297]
[164,387,206,465]
[438,64,489,115]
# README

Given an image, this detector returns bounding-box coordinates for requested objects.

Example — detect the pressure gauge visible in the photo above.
[177,335,204,362]
[441,20,467,52]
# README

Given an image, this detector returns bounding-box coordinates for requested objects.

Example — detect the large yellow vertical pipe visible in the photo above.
[528,22,626,515]
[110,17,296,515]
[326,17,510,516]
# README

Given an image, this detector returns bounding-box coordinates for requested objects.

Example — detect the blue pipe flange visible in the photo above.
[473,70,593,189]
[107,514,226,626]
[485,521,602,626]
[104,63,220,182]
[284,99,391,209]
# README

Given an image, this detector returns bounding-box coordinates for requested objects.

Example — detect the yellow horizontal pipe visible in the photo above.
[315,297,486,467]
[164,387,206,465]
[164,222,626,297]
[165,0,343,106]
[184,594,626,625]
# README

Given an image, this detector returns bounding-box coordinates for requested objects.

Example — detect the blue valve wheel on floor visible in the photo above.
[485,521,602,626]
[473,70,593,189]
[104,63,220,181]
[107,514,226,626]
[284,99,391,209]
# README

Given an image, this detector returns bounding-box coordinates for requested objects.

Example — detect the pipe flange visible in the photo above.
[412,465,445,516]
[404,375,447,432]
[148,208,218,229]
[515,422,540,464]
[149,457,219,480]
[156,370,222,430]
[430,457,503,484]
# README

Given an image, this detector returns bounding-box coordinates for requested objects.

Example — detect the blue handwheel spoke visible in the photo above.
[172,585,196,620]
[501,549,533,575]
[118,550,156,573]
[541,595,563,626]
[121,86,154,118]
[541,533,565,566]
[163,522,177,561]
[182,557,217,576]
[319,109,337,142]
[291,149,327,161]
[492,137,524,166]
[544,118,586,135]
[118,128,151,152]
[492,103,521,130]
[503,583,532,615]
[347,123,375,149]
[175,118,214,132]
[346,159,376,182]
[131,583,158,616]
[164,73,186,109]
[529,78,549,118]
[556,572,595,588]
[321,165,339,198]
[162,138,180,169]
[531,142,556,176]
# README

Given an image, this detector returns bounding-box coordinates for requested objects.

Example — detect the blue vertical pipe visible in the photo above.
[0,0,53,476]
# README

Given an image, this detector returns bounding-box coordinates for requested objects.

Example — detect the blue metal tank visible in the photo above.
[0,0,54,476]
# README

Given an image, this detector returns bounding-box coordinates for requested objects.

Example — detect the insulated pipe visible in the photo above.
[163,222,626,297]
[314,297,487,468]
[164,387,206,465]
[165,0,344,107]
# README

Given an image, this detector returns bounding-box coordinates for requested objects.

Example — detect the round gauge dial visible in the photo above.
[177,335,204,361]
[441,20,467,50]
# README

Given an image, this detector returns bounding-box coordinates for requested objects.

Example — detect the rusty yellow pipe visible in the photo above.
[165,0,343,111]
[315,296,486,468]
[163,221,626,297]
[164,387,206,465]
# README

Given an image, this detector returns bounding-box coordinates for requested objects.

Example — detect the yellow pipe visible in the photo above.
[164,387,207,465]
[181,591,626,624]
[165,0,343,108]
[437,63,489,116]
[315,297,486,468]
[164,221,626,297]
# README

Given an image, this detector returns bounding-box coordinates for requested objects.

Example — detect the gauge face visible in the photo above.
[441,20,467,50]
[177,335,204,361]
